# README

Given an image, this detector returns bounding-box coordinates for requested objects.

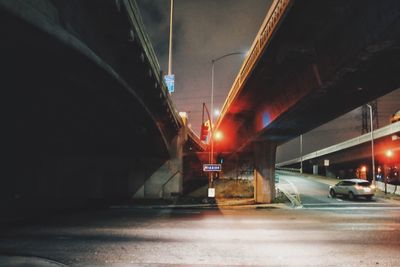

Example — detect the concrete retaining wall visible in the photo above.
[214,179,254,198]
[376,181,400,195]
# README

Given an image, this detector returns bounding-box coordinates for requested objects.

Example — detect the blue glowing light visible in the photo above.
[262,112,271,127]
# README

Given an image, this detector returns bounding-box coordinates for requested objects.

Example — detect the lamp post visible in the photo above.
[300,134,303,174]
[168,0,174,76]
[385,149,393,195]
[211,52,246,164]
[367,104,376,185]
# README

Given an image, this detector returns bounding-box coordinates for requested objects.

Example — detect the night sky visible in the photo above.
[136,0,272,129]
[136,0,400,162]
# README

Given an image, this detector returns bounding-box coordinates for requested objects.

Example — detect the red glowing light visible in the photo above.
[386,150,393,157]
[361,166,367,172]
[214,131,223,141]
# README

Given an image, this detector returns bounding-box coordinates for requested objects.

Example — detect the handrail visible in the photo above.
[278,187,302,208]
[216,0,292,130]
[160,170,182,198]
[276,174,302,208]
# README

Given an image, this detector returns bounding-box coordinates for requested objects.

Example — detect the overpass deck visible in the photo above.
[277,121,400,167]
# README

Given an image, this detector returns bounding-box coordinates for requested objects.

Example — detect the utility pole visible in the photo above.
[168,0,173,75]
[362,100,379,134]
[300,134,303,174]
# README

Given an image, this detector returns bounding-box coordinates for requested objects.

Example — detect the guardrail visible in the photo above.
[276,167,301,172]
[216,0,292,128]
[122,0,162,88]
[276,121,400,167]
[276,181,302,208]
[122,0,182,128]
[187,128,207,151]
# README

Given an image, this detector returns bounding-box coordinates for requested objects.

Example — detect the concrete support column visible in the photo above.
[254,141,277,203]
[162,125,185,196]
[133,118,188,199]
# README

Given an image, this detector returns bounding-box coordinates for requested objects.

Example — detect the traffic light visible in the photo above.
[200,122,209,141]
[216,153,224,164]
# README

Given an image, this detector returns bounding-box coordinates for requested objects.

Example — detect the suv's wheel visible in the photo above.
[348,191,356,200]
[330,189,336,198]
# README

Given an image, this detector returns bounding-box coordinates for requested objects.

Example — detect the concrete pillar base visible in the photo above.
[133,120,187,199]
[254,141,277,203]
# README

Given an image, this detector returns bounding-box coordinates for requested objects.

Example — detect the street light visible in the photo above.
[211,52,246,164]
[385,149,394,195]
[366,104,376,185]
[168,0,174,76]
[300,134,303,174]
[214,130,223,141]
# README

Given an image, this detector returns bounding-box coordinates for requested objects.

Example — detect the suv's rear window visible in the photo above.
[358,182,371,187]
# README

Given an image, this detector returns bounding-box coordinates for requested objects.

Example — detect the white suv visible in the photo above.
[329,179,375,200]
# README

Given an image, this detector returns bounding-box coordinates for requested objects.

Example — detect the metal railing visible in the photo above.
[216,0,292,129]
[122,0,182,128]
[276,167,301,173]
[276,171,303,208]
[123,0,162,87]
[276,121,400,168]
[187,128,207,151]
[160,170,182,198]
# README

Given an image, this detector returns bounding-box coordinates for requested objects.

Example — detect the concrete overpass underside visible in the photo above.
[216,0,400,203]
[2,0,194,210]
[219,0,400,148]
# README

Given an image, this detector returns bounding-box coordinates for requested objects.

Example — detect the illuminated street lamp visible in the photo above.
[168,0,174,76]
[214,130,223,141]
[384,149,394,194]
[211,52,246,164]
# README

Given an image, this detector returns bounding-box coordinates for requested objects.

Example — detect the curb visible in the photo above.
[110,202,288,210]
[0,255,67,267]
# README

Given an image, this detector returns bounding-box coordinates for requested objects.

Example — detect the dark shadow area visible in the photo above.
[1,0,185,225]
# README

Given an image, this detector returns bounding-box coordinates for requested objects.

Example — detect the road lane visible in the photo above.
[278,171,340,205]
[0,173,399,266]
[1,206,400,266]
[278,171,400,210]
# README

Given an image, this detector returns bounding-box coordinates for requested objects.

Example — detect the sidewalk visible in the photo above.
[375,189,400,201]
[0,255,66,267]
[115,197,287,210]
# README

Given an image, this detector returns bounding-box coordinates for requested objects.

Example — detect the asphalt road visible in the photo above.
[278,172,400,209]
[1,173,399,266]
[1,198,400,266]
